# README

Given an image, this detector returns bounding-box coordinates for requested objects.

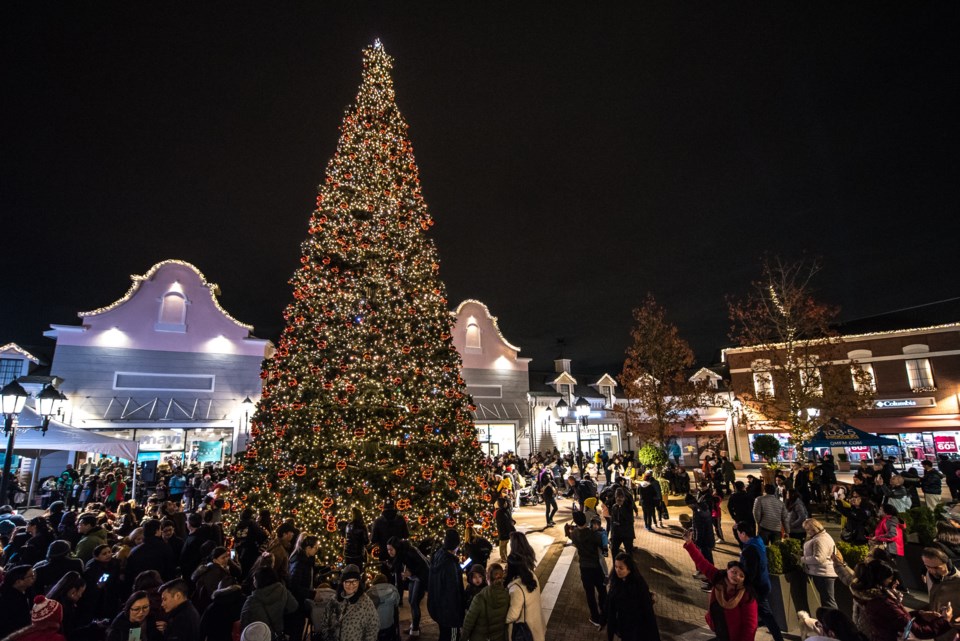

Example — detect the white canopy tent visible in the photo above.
[0,412,140,505]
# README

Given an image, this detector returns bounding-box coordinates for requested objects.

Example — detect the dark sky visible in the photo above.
[2,4,958,374]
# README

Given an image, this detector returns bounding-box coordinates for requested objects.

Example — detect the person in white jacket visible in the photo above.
[504,553,545,641]
[800,519,838,609]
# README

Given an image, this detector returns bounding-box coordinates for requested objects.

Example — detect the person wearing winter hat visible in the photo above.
[464,564,488,613]
[0,566,38,638]
[33,541,83,596]
[314,564,380,641]
[239,621,271,641]
[428,530,466,640]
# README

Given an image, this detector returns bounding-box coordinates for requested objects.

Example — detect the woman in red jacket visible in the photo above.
[871,505,905,556]
[682,530,757,641]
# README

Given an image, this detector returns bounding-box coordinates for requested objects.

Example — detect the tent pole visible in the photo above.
[131,458,137,505]
[26,454,41,508]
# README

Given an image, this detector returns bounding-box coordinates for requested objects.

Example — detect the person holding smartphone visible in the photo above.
[107,591,162,641]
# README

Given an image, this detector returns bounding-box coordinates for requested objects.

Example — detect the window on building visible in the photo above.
[0,358,22,386]
[601,385,613,407]
[560,384,572,403]
[905,358,935,391]
[851,363,876,393]
[799,358,823,396]
[465,319,481,350]
[752,359,774,397]
[156,293,187,332]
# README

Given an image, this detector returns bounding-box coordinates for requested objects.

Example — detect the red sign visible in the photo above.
[846,446,870,454]
[934,436,957,453]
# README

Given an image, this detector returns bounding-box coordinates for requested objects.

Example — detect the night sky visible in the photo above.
[3,4,958,373]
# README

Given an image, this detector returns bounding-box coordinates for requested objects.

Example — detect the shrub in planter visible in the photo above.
[904,506,937,546]
[836,540,870,567]
[777,538,803,574]
[767,543,784,575]
[752,434,783,465]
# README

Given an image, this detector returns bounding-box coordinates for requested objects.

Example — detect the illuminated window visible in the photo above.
[848,350,876,393]
[465,319,481,350]
[799,357,823,396]
[752,359,774,397]
[905,359,935,391]
[0,359,22,386]
[560,384,572,403]
[156,293,187,332]
[601,385,613,407]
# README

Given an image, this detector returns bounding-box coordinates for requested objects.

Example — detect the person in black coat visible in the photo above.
[159,579,201,641]
[33,539,85,595]
[341,508,370,571]
[0,565,35,639]
[81,544,122,622]
[461,526,493,571]
[370,500,410,572]
[21,516,56,566]
[285,535,320,641]
[127,520,178,587]
[726,481,756,546]
[427,529,465,640]
[637,472,662,531]
[605,552,660,641]
[178,513,216,581]
[231,508,267,579]
[199,584,244,641]
[386,537,429,636]
[609,490,636,557]
[494,499,516,564]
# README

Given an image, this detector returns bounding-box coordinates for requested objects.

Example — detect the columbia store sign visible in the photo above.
[874,397,936,409]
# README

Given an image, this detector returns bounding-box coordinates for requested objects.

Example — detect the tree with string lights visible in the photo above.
[230,41,489,564]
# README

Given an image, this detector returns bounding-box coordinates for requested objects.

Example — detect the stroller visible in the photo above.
[518,477,541,506]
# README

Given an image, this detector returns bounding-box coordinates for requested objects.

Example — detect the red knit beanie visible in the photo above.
[31,595,63,627]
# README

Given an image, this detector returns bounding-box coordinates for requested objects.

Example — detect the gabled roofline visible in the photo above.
[451,299,522,352]
[0,343,42,364]
[79,259,254,332]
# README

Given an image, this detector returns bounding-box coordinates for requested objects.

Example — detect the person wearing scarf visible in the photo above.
[683,530,758,641]
[316,565,379,641]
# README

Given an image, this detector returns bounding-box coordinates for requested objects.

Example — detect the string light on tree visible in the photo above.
[229,41,486,564]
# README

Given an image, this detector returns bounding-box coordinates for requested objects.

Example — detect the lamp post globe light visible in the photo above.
[0,380,30,505]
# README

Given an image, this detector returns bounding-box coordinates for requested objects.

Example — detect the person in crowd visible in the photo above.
[366,573,401,641]
[231,510,267,580]
[74,515,108,564]
[107,591,162,641]
[342,507,370,571]
[919,546,960,641]
[494,498,515,565]
[264,521,297,585]
[850,558,952,641]
[608,490,635,557]
[385,537,428,638]
[0,565,38,638]
[508,532,536,574]
[239,567,298,634]
[604,552,660,641]
[191,547,240,614]
[688,494,716,567]
[158,579,200,641]
[565,511,606,629]
[540,474,558,527]
[199,580,244,641]
[160,520,184,561]
[81,544,122,622]
[114,503,137,539]
[45,572,86,640]
[56,513,79,549]
[638,471,661,532]
[786,490,809,542]
[880,475,912,514]
[735,521,784,641]
[427,530,465,641]
[370,500,409,575]
[461,563,509,641]
[753,484,788,544]
[922,460,945,509]
[126,520,177,587]
[461,526,493,573]
[4,595,66,641]
[727,481,755,546]
[313,564,379,641]
[835,493,871,545]
[22,517,57,566]
[178,513,215,582]
[463,565,487,618]
[34,541,84,596]
[504,552,545,641]
[801,519,839,610]
[870,504,906,558]
[683,529,757,641]
[0,504,28,538]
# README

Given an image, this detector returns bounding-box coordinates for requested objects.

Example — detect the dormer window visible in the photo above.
[751,359,774,397]
[156,291,187,333]
[601,385,613,407]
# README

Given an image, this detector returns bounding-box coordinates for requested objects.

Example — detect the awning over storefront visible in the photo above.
[804,418,899,449]
[0,416,140,461]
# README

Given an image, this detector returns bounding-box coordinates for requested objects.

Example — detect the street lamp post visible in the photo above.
[556,397,569,449]
[575,397,590,461]
[0,381,30,505]
[242,396,253,447]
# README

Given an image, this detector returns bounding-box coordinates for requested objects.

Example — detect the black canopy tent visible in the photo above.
[803,418,899,449]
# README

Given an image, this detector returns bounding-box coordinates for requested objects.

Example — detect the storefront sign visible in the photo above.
[875,397,936,409]
[139,432,184,451]
[846,446,870,454]
[194,441,223,462]
[934,436,958,453]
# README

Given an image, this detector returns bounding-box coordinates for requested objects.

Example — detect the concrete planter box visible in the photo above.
[768,571,822,634]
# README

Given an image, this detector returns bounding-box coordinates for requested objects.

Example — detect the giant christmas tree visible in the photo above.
[230,41,488,564]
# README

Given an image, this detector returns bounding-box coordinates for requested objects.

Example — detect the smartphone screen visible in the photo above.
[460,557,472,570]
[128,628,142,641]
[99,573,110,584]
